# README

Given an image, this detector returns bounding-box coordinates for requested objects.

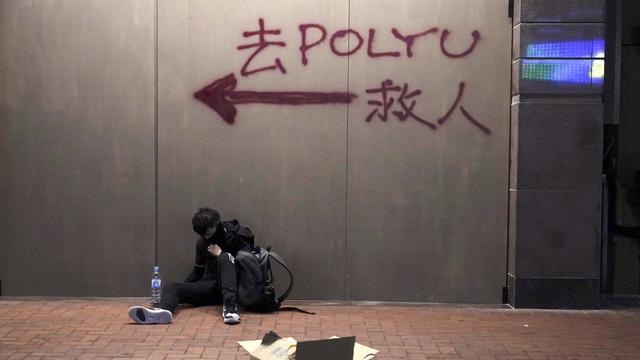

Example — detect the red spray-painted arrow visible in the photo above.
[194,73,357,124]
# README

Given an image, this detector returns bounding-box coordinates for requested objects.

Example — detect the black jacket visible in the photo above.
[185,220,254,282]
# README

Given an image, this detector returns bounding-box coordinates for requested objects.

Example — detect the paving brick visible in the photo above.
[1,299,640,359]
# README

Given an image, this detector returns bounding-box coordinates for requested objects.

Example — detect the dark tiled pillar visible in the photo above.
[509,0,605,308]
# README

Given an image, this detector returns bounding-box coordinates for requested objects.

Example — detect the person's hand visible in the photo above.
[207,244,222,257]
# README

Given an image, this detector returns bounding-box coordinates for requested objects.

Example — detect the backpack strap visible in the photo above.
[268,250,316,315]
[267,250,294,304]
[277,306,316,315]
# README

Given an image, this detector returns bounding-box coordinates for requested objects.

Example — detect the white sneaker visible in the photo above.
[128,306,172,324]
[222,305,241,324]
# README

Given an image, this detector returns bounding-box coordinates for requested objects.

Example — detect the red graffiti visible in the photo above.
[201,19,489,131]
[366,80,490,134]
[330,29,364,56]
[439,30,481,59]
[366,80,435,129]
[437,82,491,134]
[393,83,435,128]
[238,19,481,69]
[391,27,438,57]
[237,18,287,77]
[367,29,400,58]
[194,73,357,124]
[299,24,327,65]
[366,80,400,122]
[290,24,481,66]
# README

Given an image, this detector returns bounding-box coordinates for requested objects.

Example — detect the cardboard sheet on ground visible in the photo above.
[238,334,378,359]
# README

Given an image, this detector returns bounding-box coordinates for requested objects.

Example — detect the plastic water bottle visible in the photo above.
[150,266,162,307]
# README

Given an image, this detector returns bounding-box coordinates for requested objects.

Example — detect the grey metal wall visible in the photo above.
[0,0,156,296]
[345,0,511,302]
[156,0,350,299]
[157,0,511,302]
[1,0,512,303]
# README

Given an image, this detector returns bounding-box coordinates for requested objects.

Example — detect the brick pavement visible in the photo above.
[0,298,639,359]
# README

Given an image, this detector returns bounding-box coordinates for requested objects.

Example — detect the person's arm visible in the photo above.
[184,238,205,282]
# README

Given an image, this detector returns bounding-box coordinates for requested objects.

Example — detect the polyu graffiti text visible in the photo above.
[238,18,482,77]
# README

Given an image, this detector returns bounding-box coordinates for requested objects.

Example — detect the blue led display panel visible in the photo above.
[522,39,605,85]
[526,40,605,59]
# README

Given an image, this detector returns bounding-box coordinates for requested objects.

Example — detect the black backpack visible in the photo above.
[236,246,313,314]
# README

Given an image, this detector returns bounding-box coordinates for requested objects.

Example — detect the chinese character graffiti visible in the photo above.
[237,18,287,77]
[366,80,490,134]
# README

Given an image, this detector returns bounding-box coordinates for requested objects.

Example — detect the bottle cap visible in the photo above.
[153,266,160,272]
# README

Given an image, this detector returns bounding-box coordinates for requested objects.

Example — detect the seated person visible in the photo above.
[128,207,252,325]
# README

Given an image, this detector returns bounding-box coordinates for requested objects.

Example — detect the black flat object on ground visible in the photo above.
[295,336,355,360]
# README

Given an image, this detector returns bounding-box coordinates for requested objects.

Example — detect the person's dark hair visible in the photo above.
[192,207,220,236]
